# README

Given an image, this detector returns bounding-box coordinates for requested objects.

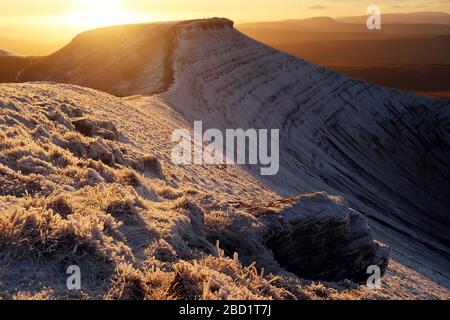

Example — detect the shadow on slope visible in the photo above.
[2,19,449,296]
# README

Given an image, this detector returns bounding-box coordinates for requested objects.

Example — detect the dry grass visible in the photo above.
[1,83,427,300]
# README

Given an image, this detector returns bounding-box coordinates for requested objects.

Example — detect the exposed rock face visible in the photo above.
[256,193,389,282]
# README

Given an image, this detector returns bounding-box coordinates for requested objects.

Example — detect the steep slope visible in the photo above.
[17,24,173,96]
[1,83,448,299]
[236,25,450,95]
[17,19,233,97]
[161,20,450,280]
[0,82,394,299]
[5,18,450,296]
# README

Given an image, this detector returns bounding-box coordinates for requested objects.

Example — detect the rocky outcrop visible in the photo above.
[71,117,119,140]
[249,193,390,282]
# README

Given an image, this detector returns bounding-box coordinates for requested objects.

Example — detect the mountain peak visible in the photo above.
[18,18,235,96]
[73,17,234,39]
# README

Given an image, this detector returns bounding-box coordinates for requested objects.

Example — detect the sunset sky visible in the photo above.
[1,0,449,41]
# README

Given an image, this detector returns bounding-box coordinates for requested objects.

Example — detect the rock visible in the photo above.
[95,128,117,141]
[47,111,72,129]
[143,155,163,177]
[87,139,115,166]
[71,117,118,140]
[112,147,126,165]
[124,154,145,172]
[97,120,118,136]
[259,192,389,283]
[71,117,97,136]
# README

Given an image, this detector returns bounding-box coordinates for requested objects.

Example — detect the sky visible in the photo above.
[1,0,449,41]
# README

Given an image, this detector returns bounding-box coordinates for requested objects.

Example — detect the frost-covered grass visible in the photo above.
[0,83,378,300]
[0,83,448,300]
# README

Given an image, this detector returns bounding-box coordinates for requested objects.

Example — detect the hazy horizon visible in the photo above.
[1,0,450,43]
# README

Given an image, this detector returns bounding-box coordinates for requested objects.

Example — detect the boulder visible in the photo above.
[258,192,389,283]
[95,128,117,141]
[71,117,97,136]
[87,139,115,166]
[71,117,118,140]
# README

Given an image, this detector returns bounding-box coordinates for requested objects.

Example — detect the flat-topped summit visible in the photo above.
[18,18,234,96]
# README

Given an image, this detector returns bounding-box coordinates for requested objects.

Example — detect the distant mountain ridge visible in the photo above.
[0,49,17,57]
[236,12,450,95]
[0,38,65,56]
[238,16,450,34]
[336,11,450,25]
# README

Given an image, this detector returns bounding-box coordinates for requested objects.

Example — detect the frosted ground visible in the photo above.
[0,18,449,299]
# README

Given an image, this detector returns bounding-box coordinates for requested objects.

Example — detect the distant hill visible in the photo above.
[271,35,450,65]
[237,12,450,96]
[0,50,37,82]
[0,49,17,57]
[0,38,65,56]
[336,11,450,25]
[238,18,450,34]
[329,64,450,93]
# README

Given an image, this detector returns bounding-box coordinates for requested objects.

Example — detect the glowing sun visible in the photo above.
[65,0,146,30]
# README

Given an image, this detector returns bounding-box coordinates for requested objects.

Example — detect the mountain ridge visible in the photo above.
[1,18,449,297]
[0,49,17,57]
[2,81,447,299]
[12,21,450,255]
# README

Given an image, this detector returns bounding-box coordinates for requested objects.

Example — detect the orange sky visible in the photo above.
[1,0,449,42]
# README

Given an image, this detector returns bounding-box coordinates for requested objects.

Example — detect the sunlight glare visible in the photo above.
[65,0,149,30]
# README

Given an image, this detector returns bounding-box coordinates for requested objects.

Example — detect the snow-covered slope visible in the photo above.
[164,20,450,253]
[5,18,450,297]
[0,83,447,299]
